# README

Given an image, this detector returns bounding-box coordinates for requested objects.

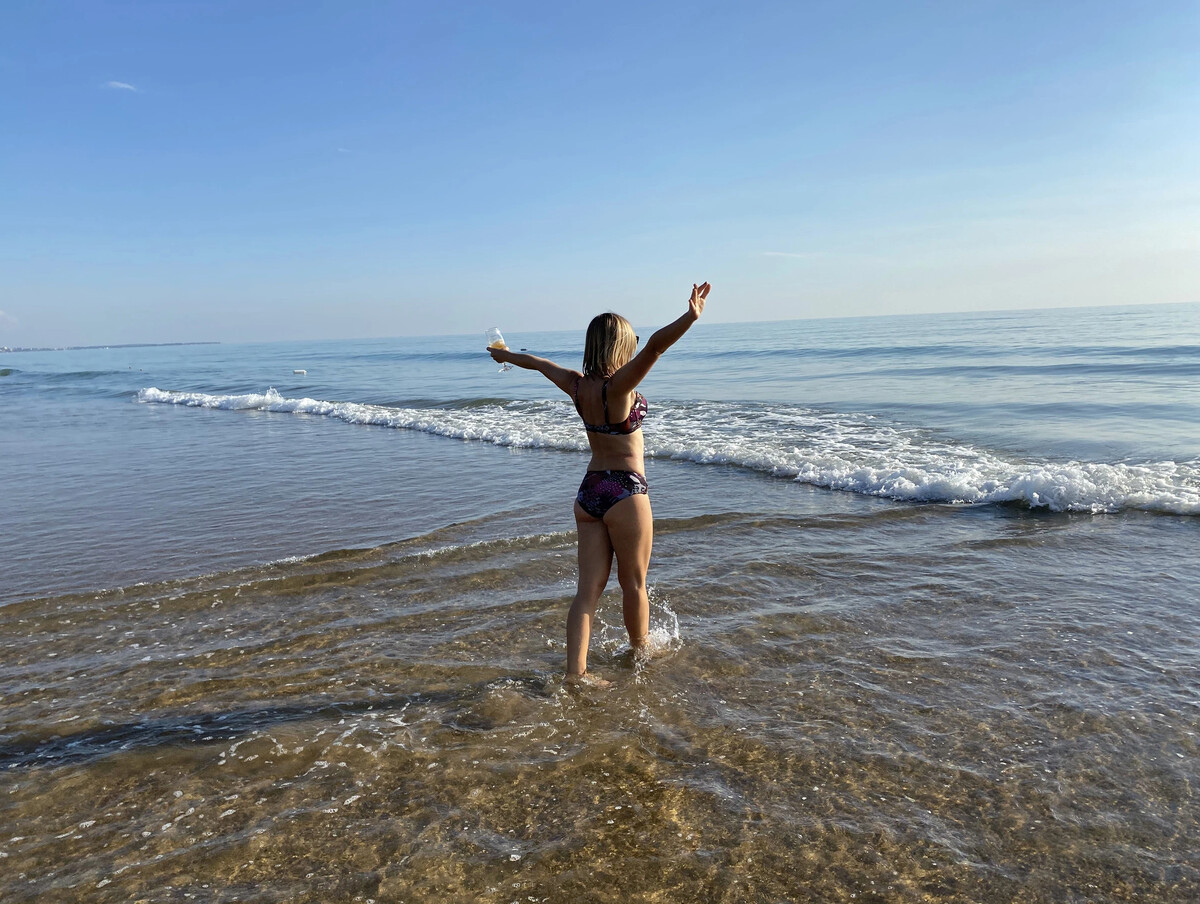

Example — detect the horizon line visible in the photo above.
[5,299,1194,352]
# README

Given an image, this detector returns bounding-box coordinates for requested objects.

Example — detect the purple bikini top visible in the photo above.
[573,377,647,435]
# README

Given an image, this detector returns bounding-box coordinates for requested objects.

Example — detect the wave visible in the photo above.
[852,361,1200,379]
[678,342,1200,363]
[136,387,1200,516]
[137,386,590,452]
[40,370,129,381]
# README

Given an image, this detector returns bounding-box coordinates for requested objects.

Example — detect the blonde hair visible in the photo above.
[582,312,637,378]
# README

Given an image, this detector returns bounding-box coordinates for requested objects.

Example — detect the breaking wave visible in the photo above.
[137,387,1200,515]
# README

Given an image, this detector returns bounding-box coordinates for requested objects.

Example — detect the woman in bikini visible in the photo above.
[488,282,710,683]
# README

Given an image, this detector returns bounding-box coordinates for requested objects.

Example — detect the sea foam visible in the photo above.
[136,388,1200,515]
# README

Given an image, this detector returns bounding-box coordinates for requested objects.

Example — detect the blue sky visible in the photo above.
[2,1,1197,346]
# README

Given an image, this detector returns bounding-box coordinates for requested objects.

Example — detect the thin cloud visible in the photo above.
[0,309,17,327]
[761,250,828,259]
[104,80,140,92]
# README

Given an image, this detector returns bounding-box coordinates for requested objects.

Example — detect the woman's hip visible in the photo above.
[575,469,649,520]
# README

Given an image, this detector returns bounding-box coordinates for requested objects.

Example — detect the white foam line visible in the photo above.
[137,388,1200,516]
[138,386,587,452]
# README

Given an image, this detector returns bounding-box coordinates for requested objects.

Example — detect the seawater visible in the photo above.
[1,303,1199,902]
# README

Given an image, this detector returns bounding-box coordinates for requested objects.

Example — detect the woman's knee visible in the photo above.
[575,575,609,601]
[616,568,646,595]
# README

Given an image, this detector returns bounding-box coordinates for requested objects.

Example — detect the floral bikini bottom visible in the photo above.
[575,469,649,519]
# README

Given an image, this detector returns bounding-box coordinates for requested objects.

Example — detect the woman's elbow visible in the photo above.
[645,339,670,359]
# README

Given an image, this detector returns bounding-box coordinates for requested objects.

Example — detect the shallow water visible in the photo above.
[3,499,1199,902]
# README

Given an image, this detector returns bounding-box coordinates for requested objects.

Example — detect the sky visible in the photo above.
[2,0,1198,347]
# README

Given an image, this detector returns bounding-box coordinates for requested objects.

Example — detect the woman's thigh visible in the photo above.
[575,503,613,593]
[603,494,653,583]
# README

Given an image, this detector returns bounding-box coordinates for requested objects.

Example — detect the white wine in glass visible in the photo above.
[486,328,512,371]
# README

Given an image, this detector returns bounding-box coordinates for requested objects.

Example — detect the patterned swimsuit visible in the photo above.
[573,377,649,519]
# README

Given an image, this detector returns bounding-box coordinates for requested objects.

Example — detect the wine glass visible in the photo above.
[486,327,512,371]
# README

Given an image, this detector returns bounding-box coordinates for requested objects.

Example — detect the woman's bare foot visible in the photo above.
[565,671,612,689]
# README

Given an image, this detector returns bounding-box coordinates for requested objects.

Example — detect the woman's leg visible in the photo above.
[567,502,613,677]
[603,493,653,650]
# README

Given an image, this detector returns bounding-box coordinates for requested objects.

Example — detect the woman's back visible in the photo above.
[573,375,646,472]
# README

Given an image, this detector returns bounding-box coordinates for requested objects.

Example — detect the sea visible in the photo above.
[1,302,1198,903]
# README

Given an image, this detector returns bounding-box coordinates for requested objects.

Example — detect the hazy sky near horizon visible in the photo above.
[2,1,1198,347]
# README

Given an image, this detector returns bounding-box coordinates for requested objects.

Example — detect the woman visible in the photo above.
[488,282,710,683]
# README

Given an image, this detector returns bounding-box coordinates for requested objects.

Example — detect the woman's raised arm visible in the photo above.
[487,347,580,397]
[609,282,709,395]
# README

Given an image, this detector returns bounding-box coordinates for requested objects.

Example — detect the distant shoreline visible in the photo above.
[0,342,220,353]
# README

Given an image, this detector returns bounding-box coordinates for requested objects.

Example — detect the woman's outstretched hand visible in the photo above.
[689,282,711,319]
